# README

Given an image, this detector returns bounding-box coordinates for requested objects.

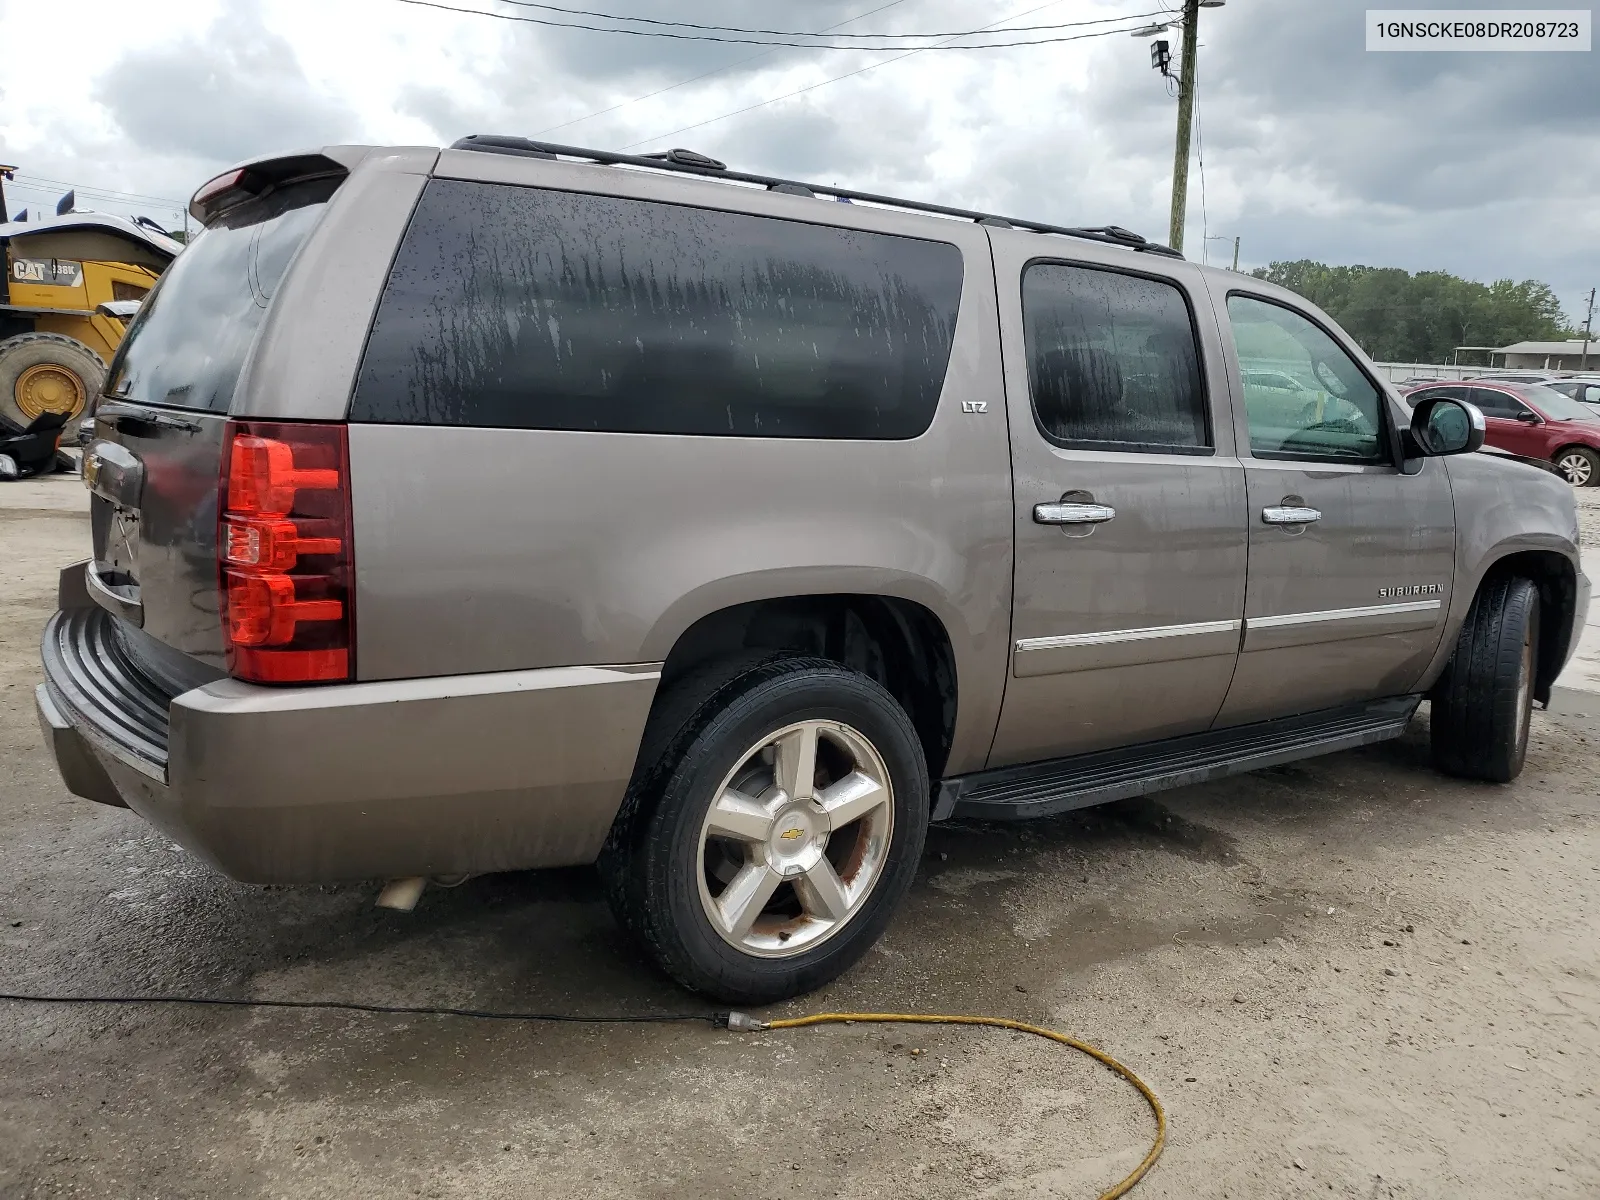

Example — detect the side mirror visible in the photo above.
[1515,410,1542,424]
[1408,396,1485,457]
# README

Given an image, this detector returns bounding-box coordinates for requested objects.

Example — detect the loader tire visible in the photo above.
[0,332,106,436]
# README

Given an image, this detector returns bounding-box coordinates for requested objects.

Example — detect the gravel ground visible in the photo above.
[1576,485,1600,550]
[2,475,1598,1199]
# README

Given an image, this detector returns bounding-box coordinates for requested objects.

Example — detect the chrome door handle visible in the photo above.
[1034,502,1116,525]
[1262,505,1322,525]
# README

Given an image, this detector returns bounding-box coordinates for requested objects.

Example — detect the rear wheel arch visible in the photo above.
[650,594,959,788]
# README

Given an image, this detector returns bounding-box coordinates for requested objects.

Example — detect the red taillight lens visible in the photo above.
[190,168,262,222]
[193,168,246,205]
[219,421,354,684]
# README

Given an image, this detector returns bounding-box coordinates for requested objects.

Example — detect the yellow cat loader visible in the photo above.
[0,209,182,434]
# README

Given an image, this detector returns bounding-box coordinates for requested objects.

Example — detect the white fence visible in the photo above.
[1369,362,1489,384]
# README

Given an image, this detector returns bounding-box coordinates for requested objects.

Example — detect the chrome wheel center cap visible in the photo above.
[765,804,826,876]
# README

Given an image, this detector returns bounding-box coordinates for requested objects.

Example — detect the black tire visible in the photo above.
[599,657,930,1005]
[1430,577,1539,783]
[0,332,106,436]
[1552,445,1599,487]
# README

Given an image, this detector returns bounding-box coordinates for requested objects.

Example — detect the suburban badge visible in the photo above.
[1378,583,1442,598]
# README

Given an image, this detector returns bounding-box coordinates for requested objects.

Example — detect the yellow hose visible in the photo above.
[765,1012,1166,1200]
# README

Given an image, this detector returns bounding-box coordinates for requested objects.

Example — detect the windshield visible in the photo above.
[1521,384,1600,422]
[106,177,337,412]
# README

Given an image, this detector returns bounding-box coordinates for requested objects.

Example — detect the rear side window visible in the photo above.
[1412,385,1470,404]
[350,180,964,439]
[107,177,338,412]
[1021,262,1209,453]
[1468,387,1520,418]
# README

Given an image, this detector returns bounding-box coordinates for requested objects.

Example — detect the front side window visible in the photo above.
[1226,294,1387,463]
[1519,383,1600,422]
[1021,263,1209,453]
[351,180,964,439]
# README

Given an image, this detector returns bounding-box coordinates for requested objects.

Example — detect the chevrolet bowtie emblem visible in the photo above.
[779,827,805,841]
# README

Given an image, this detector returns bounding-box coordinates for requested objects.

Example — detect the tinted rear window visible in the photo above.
[1021,262,1209,453]
[350,180,964,439]
[106,177,337,412]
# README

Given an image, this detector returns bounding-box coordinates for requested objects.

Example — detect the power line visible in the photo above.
[496,0,1175,39]
[619,0,1128,150]
[534,0,912,137]
[4,182,185,220]
[15,175,185,205]
[13,173,186,207]
[391,0,1176,49]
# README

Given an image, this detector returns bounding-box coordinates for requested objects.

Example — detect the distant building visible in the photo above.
[1493,339,1598,370]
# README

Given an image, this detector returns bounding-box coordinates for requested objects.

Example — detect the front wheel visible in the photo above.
[1554,446,1598,487]
[599,658,929,1005]
[1430,577,1539,783]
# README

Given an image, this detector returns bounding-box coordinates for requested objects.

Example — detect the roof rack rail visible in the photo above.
[448,135,1183,259]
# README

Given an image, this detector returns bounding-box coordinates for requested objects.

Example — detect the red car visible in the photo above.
[1403,379,1600,486]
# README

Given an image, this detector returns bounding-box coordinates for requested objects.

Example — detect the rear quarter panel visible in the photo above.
[235,147,440,422]
[347,161,1014,775]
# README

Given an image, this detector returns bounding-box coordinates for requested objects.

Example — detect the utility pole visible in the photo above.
[1581,287,1595,370]
[1168,0,1201,252]
[1232,235,1240,272]
[1166,0,1224,253]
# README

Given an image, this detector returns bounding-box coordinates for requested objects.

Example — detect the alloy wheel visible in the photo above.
[696,719,894,959]
[1556,452,1593,486]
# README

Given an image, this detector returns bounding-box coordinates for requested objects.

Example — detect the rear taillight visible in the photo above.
[190,168,263,223]
[219,421,354,684]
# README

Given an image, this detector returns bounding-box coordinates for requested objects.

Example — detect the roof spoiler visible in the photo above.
[188,150,357,226]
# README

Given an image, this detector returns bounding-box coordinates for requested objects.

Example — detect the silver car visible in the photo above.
[38,140,1589,1002]
[1543,377,1600,419]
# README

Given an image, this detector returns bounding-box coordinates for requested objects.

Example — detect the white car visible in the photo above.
[1542,378,1600,418]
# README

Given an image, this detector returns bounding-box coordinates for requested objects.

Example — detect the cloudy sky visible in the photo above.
[1,0,1595,325]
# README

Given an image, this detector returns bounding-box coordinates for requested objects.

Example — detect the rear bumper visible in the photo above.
[38,579,661,883]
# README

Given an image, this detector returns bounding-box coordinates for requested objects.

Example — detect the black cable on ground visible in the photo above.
[0,992,722,1026]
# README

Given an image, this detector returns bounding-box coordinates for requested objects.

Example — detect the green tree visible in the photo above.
[1248,261,1574,362]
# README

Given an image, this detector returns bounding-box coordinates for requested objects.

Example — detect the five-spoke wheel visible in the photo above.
[697,719,894,958]
[600,658,929,1004]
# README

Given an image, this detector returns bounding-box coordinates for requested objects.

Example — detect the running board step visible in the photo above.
[936,695,1422,822]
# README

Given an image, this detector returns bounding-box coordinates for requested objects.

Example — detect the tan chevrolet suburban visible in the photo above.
[37,139,1589,1004]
